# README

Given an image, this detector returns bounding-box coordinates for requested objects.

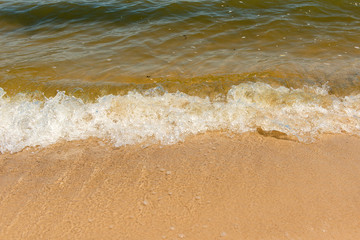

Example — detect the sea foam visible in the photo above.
[1,82,360,153]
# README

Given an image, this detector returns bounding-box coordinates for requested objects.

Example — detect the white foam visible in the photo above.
[1,82,360,153]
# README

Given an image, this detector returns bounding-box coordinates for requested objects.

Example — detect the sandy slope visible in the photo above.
[1,132,360,239]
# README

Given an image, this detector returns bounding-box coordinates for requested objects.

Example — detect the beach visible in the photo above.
[1,1,360,239]
[1,132,360,239]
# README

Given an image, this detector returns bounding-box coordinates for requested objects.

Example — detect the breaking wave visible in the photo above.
[1,82,360,153]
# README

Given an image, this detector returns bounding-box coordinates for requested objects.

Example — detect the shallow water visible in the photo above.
[1,0,360,152]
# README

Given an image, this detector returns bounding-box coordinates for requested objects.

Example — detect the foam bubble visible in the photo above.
[1,82,360,153]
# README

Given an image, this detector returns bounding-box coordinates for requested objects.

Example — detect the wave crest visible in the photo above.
[1,82,360,153]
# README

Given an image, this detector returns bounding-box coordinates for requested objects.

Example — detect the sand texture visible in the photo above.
[1,132,360,240]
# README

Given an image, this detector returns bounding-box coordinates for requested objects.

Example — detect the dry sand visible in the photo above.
[1,132,360,240]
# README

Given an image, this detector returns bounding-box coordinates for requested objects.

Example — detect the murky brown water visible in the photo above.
[1,0,360,98]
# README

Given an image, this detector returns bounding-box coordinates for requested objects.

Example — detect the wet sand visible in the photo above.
[1,132,360,240]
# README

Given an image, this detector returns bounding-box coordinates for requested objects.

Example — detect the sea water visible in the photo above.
[1,0,360,152]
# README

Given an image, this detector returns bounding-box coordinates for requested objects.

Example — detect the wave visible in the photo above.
[0,0,359,28]
[0,1,219,27]
[1,82,360,153]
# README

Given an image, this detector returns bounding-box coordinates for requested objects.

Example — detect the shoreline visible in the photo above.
[1,132,360,239]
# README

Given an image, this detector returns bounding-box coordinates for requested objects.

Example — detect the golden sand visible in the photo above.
[1,132,360,239]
